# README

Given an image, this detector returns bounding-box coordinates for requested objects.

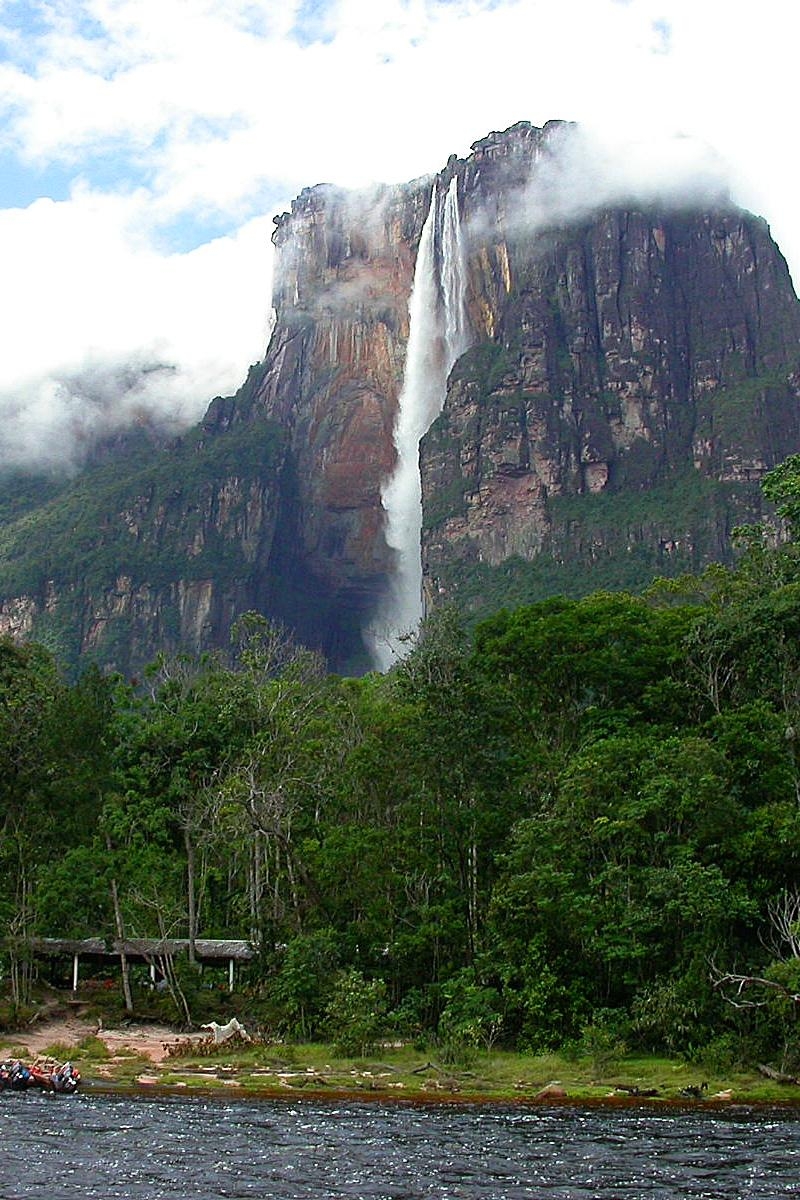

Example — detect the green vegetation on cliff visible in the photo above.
[431,470,763,625]
[0,411,285,670]
[0,414,284,595]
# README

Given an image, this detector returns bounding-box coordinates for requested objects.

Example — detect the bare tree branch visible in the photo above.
[764,889,800,960]
[711,967,800,1009]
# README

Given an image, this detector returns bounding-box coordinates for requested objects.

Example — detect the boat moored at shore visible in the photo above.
[0,1058,80,1093]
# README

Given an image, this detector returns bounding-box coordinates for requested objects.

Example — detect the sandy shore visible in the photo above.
[0,1016,185,1065]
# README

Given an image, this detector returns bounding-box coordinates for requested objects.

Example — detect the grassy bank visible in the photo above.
[149,1046,800,1104]
[11,1035,800,1105]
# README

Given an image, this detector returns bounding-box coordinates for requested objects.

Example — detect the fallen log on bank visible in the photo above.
[757,1063,800,1085]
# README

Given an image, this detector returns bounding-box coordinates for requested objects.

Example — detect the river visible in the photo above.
[2,1092,799,1198]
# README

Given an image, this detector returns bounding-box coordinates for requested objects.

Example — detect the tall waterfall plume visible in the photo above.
[441,177,471,365]
[368,177,471,670]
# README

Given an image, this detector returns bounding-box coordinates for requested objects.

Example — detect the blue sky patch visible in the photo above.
[152,208,245,256]
[652,18,671,54]
[150,179,289,255]
[0,0,49,40]
[0,151,73,208]
[291,0,336,47]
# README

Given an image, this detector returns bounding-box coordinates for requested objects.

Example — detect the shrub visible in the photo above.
[437,968,504,1063]
[324,969,387,1057]
[578,1022,626,1079]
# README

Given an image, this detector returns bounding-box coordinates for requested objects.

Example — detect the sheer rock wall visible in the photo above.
[1,120,799,672]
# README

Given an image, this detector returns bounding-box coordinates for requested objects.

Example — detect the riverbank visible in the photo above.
[3,1014,800,1104]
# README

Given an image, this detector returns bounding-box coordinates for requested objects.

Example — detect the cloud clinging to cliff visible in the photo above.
[0,0,798,467]
[503,124,732,237]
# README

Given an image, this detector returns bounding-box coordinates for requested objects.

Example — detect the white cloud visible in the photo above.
[0,0,798,469]
[0,187,273,468]
[504,124,731,234]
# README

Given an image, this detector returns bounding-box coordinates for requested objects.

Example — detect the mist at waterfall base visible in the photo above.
[366,178,471,671]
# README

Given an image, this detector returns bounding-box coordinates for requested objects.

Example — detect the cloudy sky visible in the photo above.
[1,0,798,469]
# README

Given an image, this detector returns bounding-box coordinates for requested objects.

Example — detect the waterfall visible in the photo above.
[441,177,471,365]
[367,177,470,670]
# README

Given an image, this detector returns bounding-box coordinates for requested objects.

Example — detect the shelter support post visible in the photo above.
[72,953,79,993]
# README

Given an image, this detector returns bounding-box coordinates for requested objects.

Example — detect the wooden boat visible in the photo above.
[0,1057,80,1093]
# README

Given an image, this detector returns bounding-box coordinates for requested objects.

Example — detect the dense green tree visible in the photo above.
[0,639,62,1000]
[7,456,800,1060]
[473,593,698,744]
[487,729,756,1048]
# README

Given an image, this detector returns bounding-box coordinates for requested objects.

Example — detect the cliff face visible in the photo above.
[1,120,799,673]
[251,119,800,646]
[421,197,800,610]
[241,181,429,662]
[0,403,288,675]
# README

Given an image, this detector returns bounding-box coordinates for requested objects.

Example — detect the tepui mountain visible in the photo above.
[1,120,799,675]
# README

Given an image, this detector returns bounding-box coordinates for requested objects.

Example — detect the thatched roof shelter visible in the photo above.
[20,937,256,991]
[28,937,255,963]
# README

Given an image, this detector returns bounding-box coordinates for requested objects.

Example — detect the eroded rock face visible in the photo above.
[416,135,800,613]
[420,202,800,605]
[245,182,430,654]
[2,120,800,672]
[252,119,800,645]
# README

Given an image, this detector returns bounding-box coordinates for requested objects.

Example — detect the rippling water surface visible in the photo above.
[2,1092,799,1198]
